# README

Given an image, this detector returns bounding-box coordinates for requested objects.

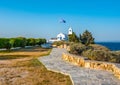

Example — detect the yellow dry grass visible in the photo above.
[0,47,72,85]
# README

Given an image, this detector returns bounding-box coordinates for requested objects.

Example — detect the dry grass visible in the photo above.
[0,47,72,85]
[0,47,51,59]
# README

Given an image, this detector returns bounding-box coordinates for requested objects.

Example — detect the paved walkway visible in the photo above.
[38,48,120,85]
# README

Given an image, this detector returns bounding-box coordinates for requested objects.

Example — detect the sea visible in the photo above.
[41,43,52,48]
[96,42,120,51]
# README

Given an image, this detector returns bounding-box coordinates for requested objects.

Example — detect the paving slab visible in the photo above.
[38,48,120,85]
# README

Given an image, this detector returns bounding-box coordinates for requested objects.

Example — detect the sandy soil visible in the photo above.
[0,47,72,85]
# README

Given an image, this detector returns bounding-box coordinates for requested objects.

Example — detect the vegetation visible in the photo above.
[90,44,110,51]
[0,37,46,50]
[52,41,65,46]
[79,30,95,46]
[68,30,95,46]
[0,38,11,50]
[53,30,95,47]
[52,29,120,63]
[83,50,120,63]
[52,41,71,47]
[0,47,72,85]
[68,30,120,63]
[69,43,89,54]
[9,37,27,48]
[26,38,36,46]
[68,32,79,43]
[35,38,46,45]
[69,43,120,63]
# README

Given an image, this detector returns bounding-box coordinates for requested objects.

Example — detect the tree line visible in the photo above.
[0,37,46,50]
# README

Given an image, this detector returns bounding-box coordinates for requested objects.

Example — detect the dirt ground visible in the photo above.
[0,47,72,85]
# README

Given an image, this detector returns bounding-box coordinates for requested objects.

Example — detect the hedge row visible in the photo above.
[0,37,46,50]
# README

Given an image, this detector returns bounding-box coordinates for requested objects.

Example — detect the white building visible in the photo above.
[48,27,73,43]
[48,38,58,43]
[57,33,68,41]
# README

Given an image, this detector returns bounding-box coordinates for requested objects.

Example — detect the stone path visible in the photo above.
[38,48,120,85]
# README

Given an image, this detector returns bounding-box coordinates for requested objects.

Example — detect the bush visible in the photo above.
[86,50,109,61]
[82,50,120,63]
[82,49,93,58]
[90,44,110,51]
[69,43,120,63]
[109,51,120,63]
[52,41,65,46]
[69,43,92,55]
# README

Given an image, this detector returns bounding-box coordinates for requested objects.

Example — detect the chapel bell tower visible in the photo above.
[68,27,73,35]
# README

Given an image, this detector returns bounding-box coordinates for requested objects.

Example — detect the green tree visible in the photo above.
[5,39,11,50]
[35,39,41,45]
[0,38,11,50]
[80,30,94,46]
[9,38,15,48]
[35,38,46,45]
[41,39,46,44]
[9,37,27,48]
[0,38,5,48]
[10,38,23,47]
[26,38,36,46]
[13,38,21,47]
[68,32,79,43]
[17,37,27,48]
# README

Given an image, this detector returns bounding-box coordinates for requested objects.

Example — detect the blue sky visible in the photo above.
[0,0,120,42]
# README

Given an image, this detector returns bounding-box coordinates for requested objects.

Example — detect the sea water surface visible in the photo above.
[97,42,120,51]
[41,43,52,48]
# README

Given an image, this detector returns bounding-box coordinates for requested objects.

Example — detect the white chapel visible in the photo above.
[57,33,68,41]
[49,27,73,43]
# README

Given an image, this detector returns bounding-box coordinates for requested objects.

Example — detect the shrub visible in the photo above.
[83,50,120,63]
[52,41,65,46]
[90,44,110,51]
[69,43,92,55]
[82,49,93,58]
[69,42,120,63]
[86,50,108,61]
[109,51,120,63]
